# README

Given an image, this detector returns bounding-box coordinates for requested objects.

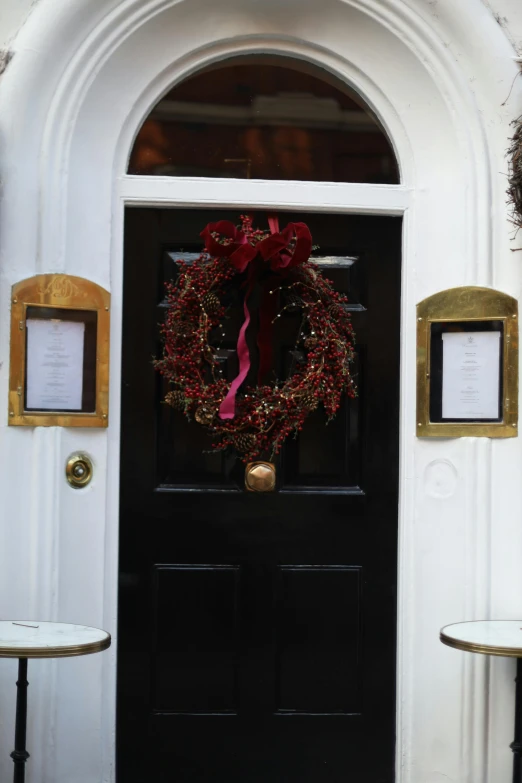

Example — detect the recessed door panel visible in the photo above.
[152,565,241,713]
[275,565,362,714]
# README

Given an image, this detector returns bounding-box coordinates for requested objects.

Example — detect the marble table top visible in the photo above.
[441,621,522,657]
[0,621,111,658]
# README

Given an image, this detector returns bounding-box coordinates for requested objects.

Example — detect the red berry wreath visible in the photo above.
[155,215,357,462]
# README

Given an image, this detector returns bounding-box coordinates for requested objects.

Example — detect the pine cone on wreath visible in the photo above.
[165,390,185,410]
[301,390,318,411]
[202,292,220,314]
[234,432,258,453]
[195,405,216,426]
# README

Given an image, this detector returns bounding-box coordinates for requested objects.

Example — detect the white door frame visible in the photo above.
[0,1,520,782]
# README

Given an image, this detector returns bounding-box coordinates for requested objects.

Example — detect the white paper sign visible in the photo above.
[26,319,85,410]
[442,330,501,419]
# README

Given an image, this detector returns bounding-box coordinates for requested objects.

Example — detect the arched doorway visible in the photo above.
[118,55,401,782]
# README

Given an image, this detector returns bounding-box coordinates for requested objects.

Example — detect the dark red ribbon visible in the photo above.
[200,221,257,271]
[200,218,312,420]
[257,218,313,270]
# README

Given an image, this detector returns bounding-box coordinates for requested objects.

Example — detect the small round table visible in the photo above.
[441,620,522,783]
[0,621,111,783]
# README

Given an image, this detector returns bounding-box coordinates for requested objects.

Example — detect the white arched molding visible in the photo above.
[0,1,520,782]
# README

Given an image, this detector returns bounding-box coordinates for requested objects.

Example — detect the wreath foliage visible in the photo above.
[508,115,522,233]
[155,215,357,462]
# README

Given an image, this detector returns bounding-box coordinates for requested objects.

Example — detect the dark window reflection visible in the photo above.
[128,56,399,183]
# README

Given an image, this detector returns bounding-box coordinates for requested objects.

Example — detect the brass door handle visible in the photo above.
[245,462,276,492]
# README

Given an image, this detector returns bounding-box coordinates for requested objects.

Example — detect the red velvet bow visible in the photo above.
[200,221,257,272]
[200,217,312,421]
[257,219,313,270]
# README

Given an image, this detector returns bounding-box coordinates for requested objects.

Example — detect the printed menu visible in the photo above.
[442,330,501,419]
[26,319,85,410]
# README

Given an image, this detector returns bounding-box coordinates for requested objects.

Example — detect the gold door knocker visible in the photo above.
[245,462,276,492]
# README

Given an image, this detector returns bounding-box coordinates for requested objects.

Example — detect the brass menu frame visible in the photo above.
[9,274,110,427]
[416,286,518,438]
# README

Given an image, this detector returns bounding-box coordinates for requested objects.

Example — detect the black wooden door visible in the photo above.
[118,208,401,783]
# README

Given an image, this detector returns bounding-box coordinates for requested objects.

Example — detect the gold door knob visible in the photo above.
[245,462,276,492]
[66,453,93,488]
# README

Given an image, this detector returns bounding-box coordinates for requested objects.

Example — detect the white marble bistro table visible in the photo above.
[441,620,522,783]
[0,621,111,783]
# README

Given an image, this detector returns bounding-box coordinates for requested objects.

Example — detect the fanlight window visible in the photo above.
[128,56,399,183]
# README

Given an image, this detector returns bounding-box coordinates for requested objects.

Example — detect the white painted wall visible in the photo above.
[481,0,522,52]
[0,0,519,53]
[0,1,521,782]
[0,1,33,50]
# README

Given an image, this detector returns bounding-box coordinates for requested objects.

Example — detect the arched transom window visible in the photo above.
[129,55,399,183]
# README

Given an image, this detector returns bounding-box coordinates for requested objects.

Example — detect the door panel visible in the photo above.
[275,565,362,714]
[152,565,241,713]
[117,208,401,783]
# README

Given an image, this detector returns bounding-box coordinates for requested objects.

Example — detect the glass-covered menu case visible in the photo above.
[9,275,110,427]
[416,287,518,438]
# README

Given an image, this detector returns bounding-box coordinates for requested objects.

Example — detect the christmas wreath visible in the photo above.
[155,215,357,462]
[508,115,522,234]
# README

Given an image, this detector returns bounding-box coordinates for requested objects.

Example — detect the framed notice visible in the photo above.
[9,275,110,427]
[417,287,518,438]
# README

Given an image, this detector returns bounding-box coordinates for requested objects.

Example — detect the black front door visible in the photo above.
[117,208,401,783]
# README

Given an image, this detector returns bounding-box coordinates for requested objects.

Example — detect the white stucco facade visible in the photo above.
[0,0,521,781]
